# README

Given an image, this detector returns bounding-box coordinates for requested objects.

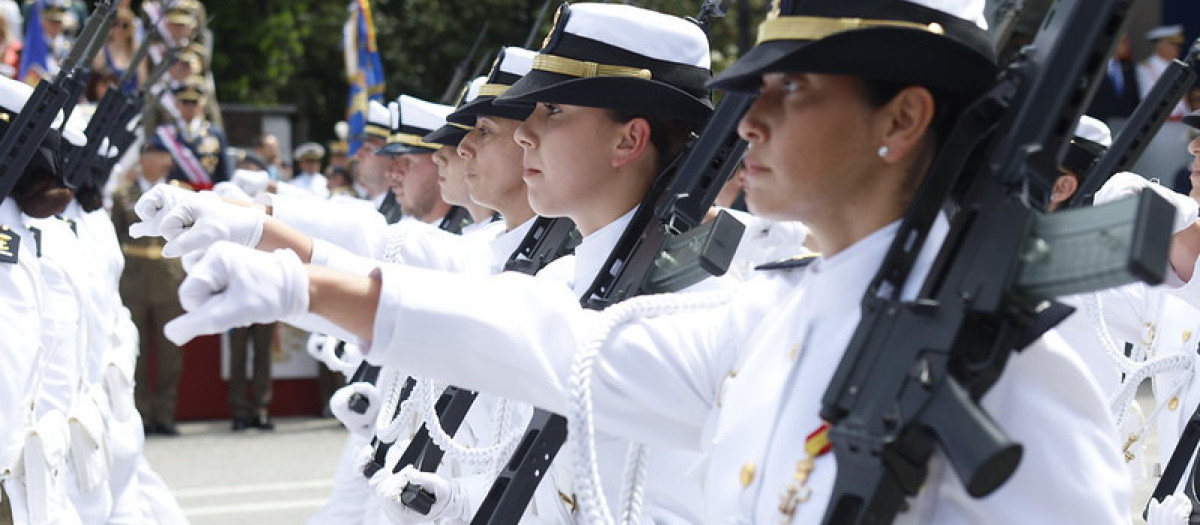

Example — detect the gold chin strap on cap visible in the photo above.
[532,54,652,80]
[477,83,511,98]
[390,132,443,151]
[756,16,944,44]
[449,122,472,130]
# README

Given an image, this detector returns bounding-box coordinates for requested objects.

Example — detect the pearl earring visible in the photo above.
[877,145,890,159]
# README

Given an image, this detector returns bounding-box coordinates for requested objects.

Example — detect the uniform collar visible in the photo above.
[490,216,537,268]
[572,206,637,297]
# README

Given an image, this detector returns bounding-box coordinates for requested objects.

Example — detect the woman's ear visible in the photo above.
[1050,173,1078,206]
[876,86,935,164]
[612,117,652,169]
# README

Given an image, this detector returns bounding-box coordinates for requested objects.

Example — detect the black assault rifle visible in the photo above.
[105,50,177,174]
[360,206,505,480]
[393,221,582,514]
[1069,37,1200,208]
[0,0,114,202]
[819,0,1173,523]
[64,14,165,211]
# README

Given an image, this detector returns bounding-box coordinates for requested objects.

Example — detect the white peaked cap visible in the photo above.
[0,75,85,146]
[1146,25,1184,41]
[564,3,711,68]
[62,107,89,148]
[367,99,390,128]
[387,100,400,130]
[463,76,488,104]
[1074,115,1112,148]
[397,95,454,134]
[901,0,988,30]
[498,46,537,76]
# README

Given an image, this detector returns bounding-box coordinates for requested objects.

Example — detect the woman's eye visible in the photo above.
[542,103,561,115]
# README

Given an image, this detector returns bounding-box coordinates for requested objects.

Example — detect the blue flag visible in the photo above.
[344,0,385,156]
[18,0,50,84]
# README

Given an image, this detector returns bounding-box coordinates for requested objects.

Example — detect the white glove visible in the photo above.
[128,184,202,238]
[378,466,470,524]
[330,383,380,438]
[213,181,254,203]
[1148,493,1193,525]
[1095,172,1200,234]
[164,242,308,345]
[232,169,271,197]
[305,332,331,361]
[159,196,266,258]
[306,333,365,374]
[354,442,377,480]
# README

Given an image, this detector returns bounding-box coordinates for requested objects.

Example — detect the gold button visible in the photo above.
[789,343,801,361]
[1170,397,1180,411]
[740,462,756,488]
[1185,330,1193,343]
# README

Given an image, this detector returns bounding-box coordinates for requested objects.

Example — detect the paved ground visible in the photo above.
[142,417,347,525]
[143,390,1166,525]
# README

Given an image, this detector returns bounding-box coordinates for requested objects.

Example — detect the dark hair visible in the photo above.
[11,163,71,218]
[606,111,699,175]
[859,78,958,148]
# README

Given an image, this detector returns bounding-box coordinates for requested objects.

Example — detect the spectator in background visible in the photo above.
[1187,86,1200,113]
[253,133,282,180]
[1138,25,1190,119]
[228,322,276,431]
[92,7,142,93]
[0,0,20,44]
[84,67,117,101]
[327,165,355,197]
[226,148,278,432]
[110,138,187,436]
[41,0,74,75]
[159,75,230,187]
[0,10,20,78]
[1087,33,1141,122]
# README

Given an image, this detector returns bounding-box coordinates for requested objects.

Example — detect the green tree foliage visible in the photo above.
[205,0,767,145]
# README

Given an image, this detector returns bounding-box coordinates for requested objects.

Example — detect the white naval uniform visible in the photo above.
[29,213,121,524]
[305,217,538,525]
[288,172,331,200]
[9,215,85,525]
[720,208,810,282]
[0,199,46,522]
[1136,55,1190,119]
[267,193,390,260]
[355,208,724,525]
[67,201,184,525]
[1056,254,1200,490]
[364,218,1129,524]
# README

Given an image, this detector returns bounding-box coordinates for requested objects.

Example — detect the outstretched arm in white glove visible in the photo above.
[1094,172,1200,281]
[1147,493,1193,525]
[128,183,205,238]
[159,196,269,257]
[164,242,310,344]
[158,191,321,262]
[378,466,474,524]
